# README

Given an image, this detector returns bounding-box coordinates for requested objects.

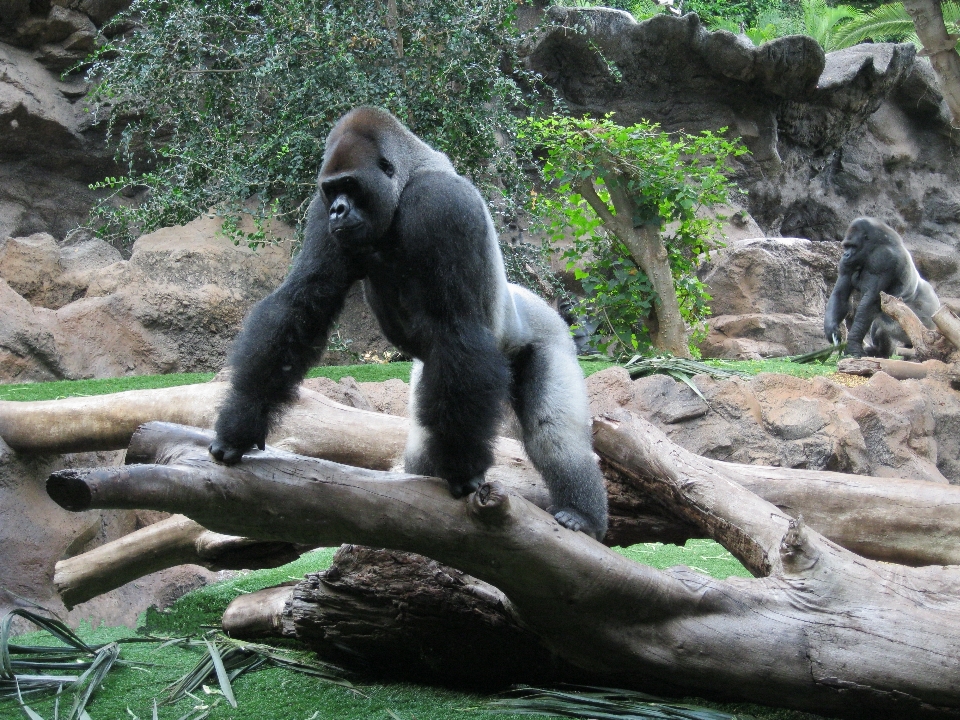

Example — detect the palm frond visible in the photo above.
[0,609,120,719]
[785,343,845,364]
[833,0,960,48]
[488,685,739,720]
[165,633,352,706]
[802,0,864,51]
[832,2,917,46]
[623,356,751,383]
[202,639,237,709]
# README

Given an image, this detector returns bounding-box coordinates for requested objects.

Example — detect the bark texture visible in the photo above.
[933,304,960,351]
[45,419,960,719]
[578,180,691,357]
[232,544,584,688]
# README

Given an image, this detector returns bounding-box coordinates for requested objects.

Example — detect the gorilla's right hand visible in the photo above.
[824,318,840,345]
[209,403,268,465]
[208,434,265,465]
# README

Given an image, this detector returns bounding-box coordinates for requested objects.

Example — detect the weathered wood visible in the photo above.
[53,514,304,608]
[880,291,937,353]
[838,356,929,379]
[0,384,407,469]
[46,420,960,718]
[933,305,960,350]
[228,545,583,687]
[13,379,960,608]
[222,583,296,639]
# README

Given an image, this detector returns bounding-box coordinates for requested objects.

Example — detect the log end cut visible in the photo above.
[47,469,93,511]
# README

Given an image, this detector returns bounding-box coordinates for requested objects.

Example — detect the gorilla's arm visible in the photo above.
[824,270,853,344]
[211,202,362,464]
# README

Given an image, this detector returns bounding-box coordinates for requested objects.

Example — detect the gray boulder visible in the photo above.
[697,237,841,357]
[587,366,960,485]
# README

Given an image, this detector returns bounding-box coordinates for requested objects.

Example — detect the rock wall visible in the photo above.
[696,237,842,357]
[525,8,960,353]
[587,366,960,484]
[306,368,960,485]
[0,41,119,243]
[0,436,221,632]
[0,213,293,383]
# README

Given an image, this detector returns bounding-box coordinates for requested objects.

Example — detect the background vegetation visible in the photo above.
[87,0,530,249]
[522,115,745,357]
[581,0,960,51]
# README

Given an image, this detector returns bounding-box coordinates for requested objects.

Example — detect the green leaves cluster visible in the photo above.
[521,114,746,357]
[86,0,527,248]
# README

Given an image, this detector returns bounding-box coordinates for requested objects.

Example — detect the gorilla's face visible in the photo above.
[840,220,870,269]
[318,124,400,245]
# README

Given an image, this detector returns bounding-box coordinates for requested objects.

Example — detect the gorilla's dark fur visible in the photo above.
[824,217,940,358]
[210,107,608,540]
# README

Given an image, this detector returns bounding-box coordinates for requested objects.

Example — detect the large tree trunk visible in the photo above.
[903,0,960,128]
[46,419,960,718]
[223,544,587,688]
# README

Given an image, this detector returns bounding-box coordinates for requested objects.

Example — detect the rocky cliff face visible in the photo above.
[0,39,119,244]
[525,8,960,353]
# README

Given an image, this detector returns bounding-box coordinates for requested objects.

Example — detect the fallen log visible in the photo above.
[880,291,939,355]
[46,420,960,718]
[222,544,585,687]
[54,514,307,608]
[5,380,958,606]
[838,356,930,379]
[933,305,960,351]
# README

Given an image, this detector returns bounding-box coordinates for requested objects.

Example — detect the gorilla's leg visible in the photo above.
[509,338,608,541]
[404,327,510,499]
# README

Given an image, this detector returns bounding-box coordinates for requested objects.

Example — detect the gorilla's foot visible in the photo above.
[553,507,602,540]
[447,475,484,499]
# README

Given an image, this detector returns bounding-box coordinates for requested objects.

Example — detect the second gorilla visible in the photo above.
[209,107,609,540]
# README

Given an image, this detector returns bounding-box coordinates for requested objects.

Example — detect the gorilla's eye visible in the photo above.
[378,158,395,178]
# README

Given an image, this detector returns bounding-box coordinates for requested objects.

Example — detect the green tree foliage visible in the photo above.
[86,0,528,248]
[801,0,865,50]
[834,0,960,47]
[573,0,960,51]
[521,115,746,358]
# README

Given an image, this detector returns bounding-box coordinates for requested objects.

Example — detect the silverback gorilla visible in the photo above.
[210,107,609,540]
[824,217,940,358]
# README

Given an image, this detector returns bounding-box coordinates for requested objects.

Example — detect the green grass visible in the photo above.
[614,538,753,578]
[5,541,825,720]
[0,372,218,402]
[700,357,840,379]
[0,357,842,403]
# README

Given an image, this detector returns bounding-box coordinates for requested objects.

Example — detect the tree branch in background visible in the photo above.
[903,0,960,127]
